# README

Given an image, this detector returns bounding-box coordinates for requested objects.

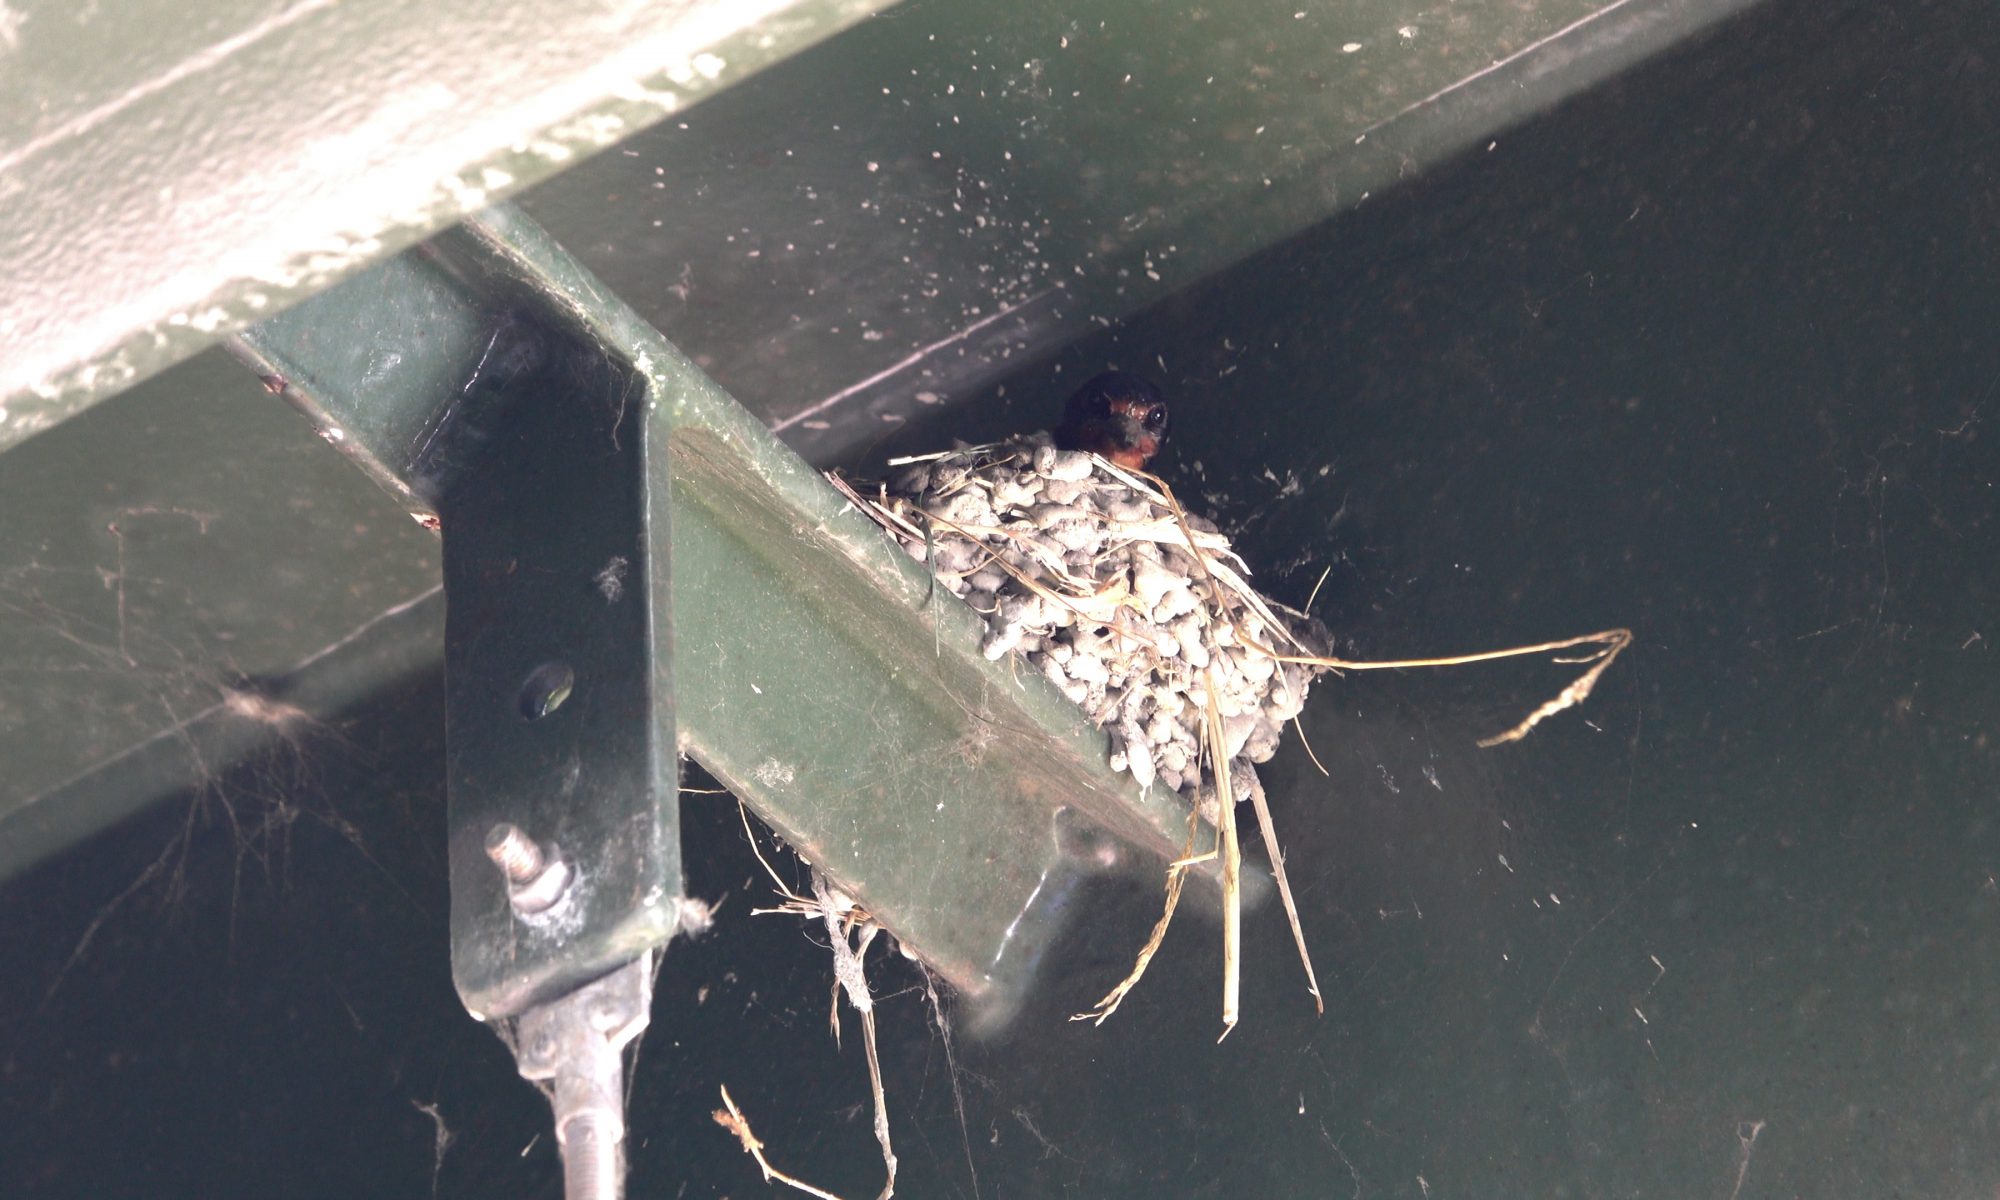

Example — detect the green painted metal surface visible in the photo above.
[519,0,1761,463]
[417,314,681,1021]
[0,350,443,879]
[0,0,892,448]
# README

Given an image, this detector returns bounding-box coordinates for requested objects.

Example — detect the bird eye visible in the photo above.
[1143,405,1168,432]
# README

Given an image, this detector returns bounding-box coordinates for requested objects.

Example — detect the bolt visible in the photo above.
[485,823,545,883]
[587,995,627,1034]
[485,823,573,914]
[560,1110,621,1200]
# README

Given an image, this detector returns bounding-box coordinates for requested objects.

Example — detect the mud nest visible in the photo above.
[847,431,1327,814]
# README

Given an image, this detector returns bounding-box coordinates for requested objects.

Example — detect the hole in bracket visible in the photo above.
[518,661,575,720]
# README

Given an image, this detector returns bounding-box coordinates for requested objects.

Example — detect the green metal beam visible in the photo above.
[0,349,447,880]
[517,0,1764,463]
[0,0,892,450]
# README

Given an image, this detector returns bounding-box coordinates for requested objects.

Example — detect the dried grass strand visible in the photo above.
[1473,630,1630,747]
[1204,672,1242,1040]
[1291,713,1331,778]
[816,873,897,1200]
[1072,803,1206,1025]
[714,1085,851,1200]
[1303,564,1332,616]
[1094,457,1632,745]
[735,801,896,1199]
[1243,764,1323,1014]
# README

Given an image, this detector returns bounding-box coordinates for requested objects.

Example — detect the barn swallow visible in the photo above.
[1053,371,1170,470]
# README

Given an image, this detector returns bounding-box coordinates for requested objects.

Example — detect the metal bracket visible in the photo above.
[228,203,1245,1038]
[425,308,680,1021]
[233,236,683,1022]
[232,216,683,1199]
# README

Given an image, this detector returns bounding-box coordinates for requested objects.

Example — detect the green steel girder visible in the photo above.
[228,204,1212,1022]
[0,0,891,450]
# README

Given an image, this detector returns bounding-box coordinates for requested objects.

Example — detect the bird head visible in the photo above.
[1054,372,1170,469]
